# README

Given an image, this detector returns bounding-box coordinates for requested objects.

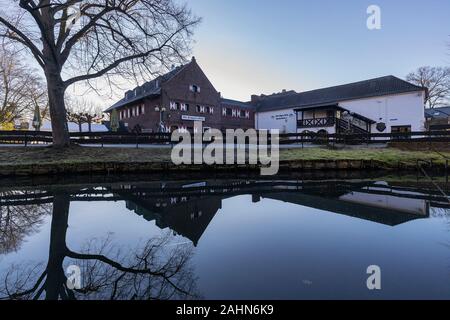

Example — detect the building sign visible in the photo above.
[376,122,386,132]
[181,115,205,122]
[271,113,294,120]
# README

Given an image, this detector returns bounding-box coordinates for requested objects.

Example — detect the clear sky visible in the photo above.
[62,0,450,107]
[186,0,450,101]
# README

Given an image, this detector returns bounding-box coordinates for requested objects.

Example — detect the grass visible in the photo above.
[0,145,449,168]
[280,147,450,166]
[0,145,172,166]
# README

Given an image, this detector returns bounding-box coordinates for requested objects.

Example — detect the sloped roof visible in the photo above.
[104,64,188,112]
[40,120,108,132]
[425,106,450,119]
[220,98,255,109]
[255,75,426,112]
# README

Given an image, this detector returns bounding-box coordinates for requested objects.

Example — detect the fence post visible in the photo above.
[24,132,28,147]
[446,159,448,184]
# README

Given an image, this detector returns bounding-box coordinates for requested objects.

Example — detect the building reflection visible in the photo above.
[1,178,448,248]
[105,179,445,246]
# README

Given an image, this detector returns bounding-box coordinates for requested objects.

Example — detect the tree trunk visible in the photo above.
[45,70,70,147]
[45,193,70,300]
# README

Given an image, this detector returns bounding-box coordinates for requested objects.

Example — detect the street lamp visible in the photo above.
[155,106,167,132]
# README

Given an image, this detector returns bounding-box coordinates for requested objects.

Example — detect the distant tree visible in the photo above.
[0,0,200,147]
[0,45,47,127]
[110,109,119,132]
[66,97,102,132]
[406,66,450,108]
[32,103,42,130]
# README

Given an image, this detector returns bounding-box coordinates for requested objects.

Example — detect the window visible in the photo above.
[326,110,335,118]
[391,125,411,133]
[190,85,200,93]
[239,110,246,118]
[185,104,190,111]
[391,125,411,140]
[225,108,232,116]
[196,105,206,113]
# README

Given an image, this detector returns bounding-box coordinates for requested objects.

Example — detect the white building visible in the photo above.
[254,76,427,135]
[40,120,109,132]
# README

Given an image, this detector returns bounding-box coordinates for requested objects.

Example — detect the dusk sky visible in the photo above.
[55,0,450,106]
[186,0,450,102]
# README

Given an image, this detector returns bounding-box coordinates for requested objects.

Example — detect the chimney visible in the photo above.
[191,56,196,63]
[251,95,260,104]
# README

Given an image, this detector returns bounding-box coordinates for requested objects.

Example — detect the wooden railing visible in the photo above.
[297,117,336,128]
[1,130,450,146]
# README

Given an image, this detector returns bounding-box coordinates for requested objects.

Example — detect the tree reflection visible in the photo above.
[0,191,51,254]
[0,193,200,300]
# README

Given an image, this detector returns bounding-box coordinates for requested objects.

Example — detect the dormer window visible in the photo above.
[190,85,200,93]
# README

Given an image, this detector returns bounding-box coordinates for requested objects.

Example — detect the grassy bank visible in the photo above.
[0,145,449,176]
[281,148,450,167]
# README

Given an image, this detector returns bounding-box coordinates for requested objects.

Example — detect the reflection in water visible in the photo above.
[0,191,51,254]
[0,175,449,300]
[0,193,199,300]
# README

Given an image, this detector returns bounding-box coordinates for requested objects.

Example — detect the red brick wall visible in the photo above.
[113,59,255,132]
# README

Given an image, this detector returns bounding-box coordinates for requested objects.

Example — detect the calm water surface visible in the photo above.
[0,173,449,300]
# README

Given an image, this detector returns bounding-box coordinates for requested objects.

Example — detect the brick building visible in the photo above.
[105,57,255,132]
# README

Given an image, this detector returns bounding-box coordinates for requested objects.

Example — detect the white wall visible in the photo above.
[255,91,426,134]
[340,91,426,132]
[255,108,296,133]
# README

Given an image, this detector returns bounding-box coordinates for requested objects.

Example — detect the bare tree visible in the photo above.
[0,44,47,126]
[0,0,200,147]
[66,97,103,132]
[406,66,450,108]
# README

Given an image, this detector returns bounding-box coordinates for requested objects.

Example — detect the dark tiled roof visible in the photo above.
[220,98,255,109]
[254,76,426,112]
[425,106,450,119]
[104,64,188,112]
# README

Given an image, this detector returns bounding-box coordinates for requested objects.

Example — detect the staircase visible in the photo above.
[336,117,371,144]
[336,118,370,134]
